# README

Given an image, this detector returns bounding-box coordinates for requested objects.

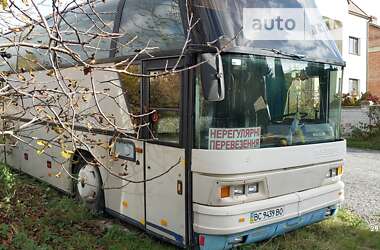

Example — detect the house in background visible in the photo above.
[368,22,380,97]
[316,0,371,97]
[346,0,371,97]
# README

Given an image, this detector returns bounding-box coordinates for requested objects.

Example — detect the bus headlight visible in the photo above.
[247,183,259,194]
[233,185,245,196]
[220,182,261,198]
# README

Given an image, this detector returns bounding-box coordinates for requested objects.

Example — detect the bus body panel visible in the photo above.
[3,61,134,193]
[103,139,145,227]
[193,181,344,235]
[4,143,22,172]
[197,206,339,250]
[5,124,73,193]
[4,63,134,131]
[192,140,346,175]
[145,143,186,246]
[193,160,342,206]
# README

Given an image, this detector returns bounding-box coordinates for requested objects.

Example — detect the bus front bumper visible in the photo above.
[194,181,344,249]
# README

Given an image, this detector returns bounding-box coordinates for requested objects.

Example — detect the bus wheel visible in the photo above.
[73,157,104,214]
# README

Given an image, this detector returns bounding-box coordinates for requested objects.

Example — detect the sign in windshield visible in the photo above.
[208,127,261,150]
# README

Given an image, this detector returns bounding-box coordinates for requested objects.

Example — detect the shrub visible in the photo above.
[342,93,360,106]
[349,106,380,139]
[341,92,380,106]
[361,92,380,104]
[0,164,16,203]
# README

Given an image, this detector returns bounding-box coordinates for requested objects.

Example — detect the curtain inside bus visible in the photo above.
[189,0,344,65]
[266,58,288,120]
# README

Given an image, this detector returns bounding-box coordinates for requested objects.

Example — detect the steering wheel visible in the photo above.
[282,112,308,120]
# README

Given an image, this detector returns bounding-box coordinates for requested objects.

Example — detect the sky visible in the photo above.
[351,0,380,21]
[0,0,72,33]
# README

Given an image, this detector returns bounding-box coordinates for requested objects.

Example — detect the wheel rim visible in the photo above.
[77,164,100,202]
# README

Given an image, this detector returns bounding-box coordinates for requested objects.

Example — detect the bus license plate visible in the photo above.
[250,207,284,223]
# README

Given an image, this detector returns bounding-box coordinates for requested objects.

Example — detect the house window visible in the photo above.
[349,79,360,97]
[349,37,360,55]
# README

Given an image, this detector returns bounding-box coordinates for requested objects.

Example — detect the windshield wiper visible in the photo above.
[261,48,306,60]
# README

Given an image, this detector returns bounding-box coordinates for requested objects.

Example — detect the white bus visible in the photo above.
[1,0,345,249]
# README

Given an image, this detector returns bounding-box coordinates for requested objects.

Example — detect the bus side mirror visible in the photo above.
[200,53,225,101]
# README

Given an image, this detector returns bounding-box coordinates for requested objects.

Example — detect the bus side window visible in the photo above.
[57,0,118,64]
[116,0,185,57]
[17,23,53,71]
[149,71,181,144]
[118,64,141,128]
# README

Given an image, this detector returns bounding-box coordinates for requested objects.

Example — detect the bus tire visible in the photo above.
[72,154,105,214]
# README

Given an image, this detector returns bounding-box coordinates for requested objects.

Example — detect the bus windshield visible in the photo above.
[190,0,343,65]
[195,54,343,150]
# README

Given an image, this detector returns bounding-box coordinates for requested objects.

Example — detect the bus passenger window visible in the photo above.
[118,64,141,127]
[117,0,185,56]
[149,71,181,144]
[58,0,118,64]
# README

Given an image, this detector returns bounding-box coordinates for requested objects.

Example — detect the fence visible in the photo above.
[341,105,380,135]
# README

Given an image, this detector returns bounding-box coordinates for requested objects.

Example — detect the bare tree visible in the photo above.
[0,0,232,190]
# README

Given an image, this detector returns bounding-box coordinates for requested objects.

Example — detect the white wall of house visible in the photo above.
[316,0,368,95]
[342,14,368,95]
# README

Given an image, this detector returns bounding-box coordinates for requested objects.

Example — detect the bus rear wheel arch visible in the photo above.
[71,150,105,214]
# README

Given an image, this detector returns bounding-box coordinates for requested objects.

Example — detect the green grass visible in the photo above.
[347,134,380,151]
[242,210,380,250]
[0,164,173,250]
[1,164,380,250]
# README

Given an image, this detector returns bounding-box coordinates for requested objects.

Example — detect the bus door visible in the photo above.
[142,58,187,246]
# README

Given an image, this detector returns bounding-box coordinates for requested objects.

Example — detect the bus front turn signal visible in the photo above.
[220,186,230,198]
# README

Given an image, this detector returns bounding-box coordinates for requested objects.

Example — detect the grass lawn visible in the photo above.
[347,134,380,151]
[1,164,380,250]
